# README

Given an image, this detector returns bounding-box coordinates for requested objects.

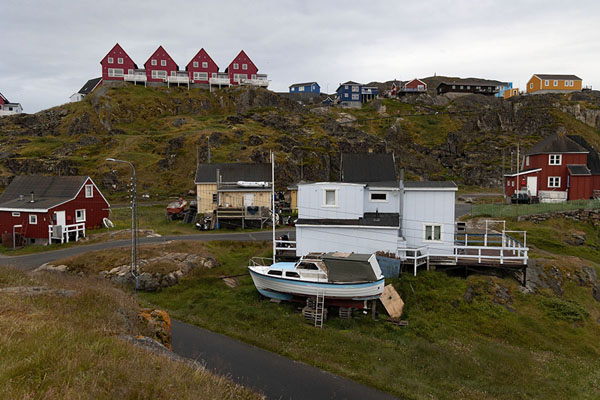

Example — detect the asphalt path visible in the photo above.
[172,319,398,400]
[0,229,293,271]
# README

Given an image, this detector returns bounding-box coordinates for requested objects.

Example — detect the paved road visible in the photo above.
[455,202,472,218]
[0,229,293,271]
[172,319,398,400]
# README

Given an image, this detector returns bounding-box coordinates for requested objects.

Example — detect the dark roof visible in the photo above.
[0,176,90,210]
[341,153,397,183]
[289,82,318,88]
[0,91,8,103]
[195,163,271,183]
[534,74,582,80]
[525,133,589,155]
[342,81,361,85]
[567,165,591,176]
[296,213,399,227]
[321,253,379,283]
[403,181,458,189]
[567,135,600,174]
[77,77,102,95]
[437,79,506,87]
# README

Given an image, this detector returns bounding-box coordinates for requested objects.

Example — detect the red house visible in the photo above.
[100,43,137,81]
[186,48,219,85]
[504,133,600,202]
[225,50,267,86]
[403,78,427,93]
[144,46,181,83]
[0,176,110,245]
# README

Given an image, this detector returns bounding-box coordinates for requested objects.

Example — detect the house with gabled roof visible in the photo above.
[100,43,138,81]
[504,133,600,202]
[402,78,427,94]
[336,81,379,107]
[0,91,23,116]
[186,48,219,85]
[526,74,582,94]
[0,176,110,245]
[144,45,187,86]
[225,50,268,87]
[70,77,102,103]
[437,79,507,96]
[289,82,320,94]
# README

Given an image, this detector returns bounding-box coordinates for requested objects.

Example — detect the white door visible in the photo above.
[527,176,538,196]
[243,194,255,207]
[55,211,66,226]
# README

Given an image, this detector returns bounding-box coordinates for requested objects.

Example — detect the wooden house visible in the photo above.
[0,176,109,245]
[144,46,183,84]
[186,48,219,85]
[402,78,427,93]
[70,77,102,103]
[0,92,23,116]
[100,43,138,81]
[437,80,505,96]
[503,88,520,99]
[225,50,268,87]
[289,82,320,94]
[336,81,379,107]
[526,74,582,94]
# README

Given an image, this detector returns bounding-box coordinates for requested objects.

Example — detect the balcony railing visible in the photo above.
[400,87,427,92]
[209,77,231,85]
[240,76,269,87]
[166,75,190,84]
[123,74,147,82]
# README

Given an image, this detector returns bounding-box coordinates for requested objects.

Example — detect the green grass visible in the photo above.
[473,199,600,218]
[139,241,600,400]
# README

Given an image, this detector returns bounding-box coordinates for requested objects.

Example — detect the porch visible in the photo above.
[123,73,148,86]
[48,223,86,244]
[209,74,231,91]
[166,75,190,88]
[240,74,269,87]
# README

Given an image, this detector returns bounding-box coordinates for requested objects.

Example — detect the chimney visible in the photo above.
[18,194,24,201]
[29,191,35,203]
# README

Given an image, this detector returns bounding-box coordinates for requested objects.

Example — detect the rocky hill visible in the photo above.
[0,81,599,199]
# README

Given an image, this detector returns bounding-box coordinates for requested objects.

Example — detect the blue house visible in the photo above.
[495,82,513,98]
[289,82,320,94]
[336,81,378,108]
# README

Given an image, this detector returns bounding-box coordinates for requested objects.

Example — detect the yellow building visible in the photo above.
[503,88,520,99]
[286,184,298,211]
[194,163,272,215]
[526,74,582,94]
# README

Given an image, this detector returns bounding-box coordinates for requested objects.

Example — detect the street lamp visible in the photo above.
[106,158,139,290]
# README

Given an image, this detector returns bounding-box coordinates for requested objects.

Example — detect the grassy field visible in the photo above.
[472,199,600,218]
[0,268,261,400]
[139,238,600,399]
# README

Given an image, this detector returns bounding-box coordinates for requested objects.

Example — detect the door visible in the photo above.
[55,210,66,226]
[243,194,255,207]
[527,176,538,196]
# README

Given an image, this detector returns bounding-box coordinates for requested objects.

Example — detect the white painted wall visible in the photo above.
[70,93,84,103]
[0,104,23,116]
[402,189,456,254]
[298,182,364,220]
[363,187,400,213]
[295,225,400,256]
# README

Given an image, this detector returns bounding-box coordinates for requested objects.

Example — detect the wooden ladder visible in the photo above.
[314,290,325,328]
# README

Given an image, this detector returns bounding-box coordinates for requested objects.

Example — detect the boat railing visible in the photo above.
[249,257,272,267]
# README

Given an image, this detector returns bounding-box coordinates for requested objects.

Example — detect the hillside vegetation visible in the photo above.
[0,81,599,200]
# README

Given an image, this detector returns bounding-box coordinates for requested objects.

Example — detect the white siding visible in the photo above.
[363,188,400,213]
[296,225,399,256]
[402,190,455,254]
[298,183,364,220]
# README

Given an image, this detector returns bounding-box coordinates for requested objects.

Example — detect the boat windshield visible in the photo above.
[297,262,320,270]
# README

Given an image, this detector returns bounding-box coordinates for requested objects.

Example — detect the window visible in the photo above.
[211,72,217,78]
[117,57,123,64]
[299,87,304,92]
[323,189,337,207]
[352,85,359,92]
[194,72,208,80]
[12,212,20,217]
[285,271,300,278]
[202,61,208,68]
[344,85,348,89]
[525,156,530,166]
[530,83,533,89]
[565,80,569,86]
[553,80,558,86]
[75,209,86,222]
[370,192,387,201]
[544,80,549,86]
[507,181,510,187]
[570,80,574,86]
[424,224,442,241]
[352,94,359,100]
[128,69,133,75]
[107,57,113,63]
[548,176,561,188]
[151,59,157,66]
[242,63,247,70]
[29,214,37,225]
[466,86,471,90]
[452,85,456,89]
[267,270,282,276]
[193,61,198,68]
[151,70,167,79]
[344,93,349,98]
[108,68,124,77]
[251,74,257,79]
[171,71,176,76]
[212,193,217,203]
[233,63,239,69]
[460,86,464,89]
[161,60,166,66]
[85,184,93,198]
[549,154,561,165]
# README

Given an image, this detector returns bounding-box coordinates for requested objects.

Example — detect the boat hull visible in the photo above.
[248,268,384,301]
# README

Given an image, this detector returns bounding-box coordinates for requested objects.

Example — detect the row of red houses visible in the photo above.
[101,43,268,88]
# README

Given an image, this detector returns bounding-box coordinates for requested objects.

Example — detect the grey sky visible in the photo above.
[1,0,599,113]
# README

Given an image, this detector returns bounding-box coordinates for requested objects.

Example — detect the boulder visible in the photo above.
[138,309,172,350]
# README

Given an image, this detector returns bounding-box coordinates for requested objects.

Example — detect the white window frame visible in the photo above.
[423,224,442,242]
[233,63,239,69]
[128,69,133,75]
[108,68,124,77]
[75,209,86,223]
[211,72,217,78]
[544,80,549,86]
[553,80,558,87]
[369,191,388,202]
[161,59,167,66]
[352,85,359,92]
[194,72,208,80]
[299,87,304,92]
[525,156,530,166]
[117,57,123,64]
[242,63,247,70]
[549,154,562,165]
[202,61,208,68]
[570,80,574,86]
[193,61,198,68]
[151,59,157,66]
[29,214,37,225]
[322,189,338,207]
[565,80,569,86]
[151,70,167,79]
[530,82,533,89]
[12,212,20,217]
[548,176,561,188]
[85,184,93,198]
[351,94,359,100]
[107,57,114,63]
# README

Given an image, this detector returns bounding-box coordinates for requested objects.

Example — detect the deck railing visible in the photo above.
[48,222,86,244]
[123,74,147,82]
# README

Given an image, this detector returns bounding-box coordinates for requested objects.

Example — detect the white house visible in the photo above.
[0,91,23,116]
[70,77,102,103]
[295,180,457,258]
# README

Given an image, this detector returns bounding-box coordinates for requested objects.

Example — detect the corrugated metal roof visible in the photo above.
[77,77,102,95]
[0,176,89,210]
[568,135,600,174]
[525,133,588,155]
[567,164,591,176]
[341,153,397,183]
[195,163,271,183]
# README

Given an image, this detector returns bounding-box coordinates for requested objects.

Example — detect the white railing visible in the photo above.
[249,257,272,267]
[47,222,86,244]
[166,75,190,84]
[240,78,269,87]
[123,74,147,82]
[397,246,430,276]
[209,77,231,85]
[275,239,296,251]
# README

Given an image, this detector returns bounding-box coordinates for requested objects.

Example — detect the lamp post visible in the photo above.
[106,158,139,290]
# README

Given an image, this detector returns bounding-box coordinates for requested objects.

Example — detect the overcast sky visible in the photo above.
[1,0,599,113]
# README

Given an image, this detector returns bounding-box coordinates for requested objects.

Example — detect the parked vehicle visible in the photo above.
[166,198,188,220]
[510,191,538,204]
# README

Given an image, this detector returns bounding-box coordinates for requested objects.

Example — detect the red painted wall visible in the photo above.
[405,79,427,90]
[186,48,219,84]
[101,43,137,81]
[527,153,588,191]
[505,173,536,197]
[569,175,592,200]
[227,50,258,85]
[0,178,109,240]
[145,46,179,83]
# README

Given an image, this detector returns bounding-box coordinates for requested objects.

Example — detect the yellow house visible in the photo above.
[526,74,582,94]
[195,163,272,215]
[286,184,298,211]
[503,88,520,99]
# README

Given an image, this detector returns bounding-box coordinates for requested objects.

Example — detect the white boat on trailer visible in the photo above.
[248,252,385,308]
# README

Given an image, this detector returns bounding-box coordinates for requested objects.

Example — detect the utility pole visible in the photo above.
[515,142,520,217]
[502,150,506,199]
[207,136,211,164]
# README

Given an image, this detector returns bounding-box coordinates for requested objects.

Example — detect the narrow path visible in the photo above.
[0,229,293,271]
[171,319,398,400]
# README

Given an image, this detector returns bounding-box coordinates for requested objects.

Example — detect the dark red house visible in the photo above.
[225,50,258,85]
[0,176,110,245]
[144,46,179,83]
[186,48,219,85]
[504,133,600,202]
[100,43,137,81]
[403,78,427,92]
